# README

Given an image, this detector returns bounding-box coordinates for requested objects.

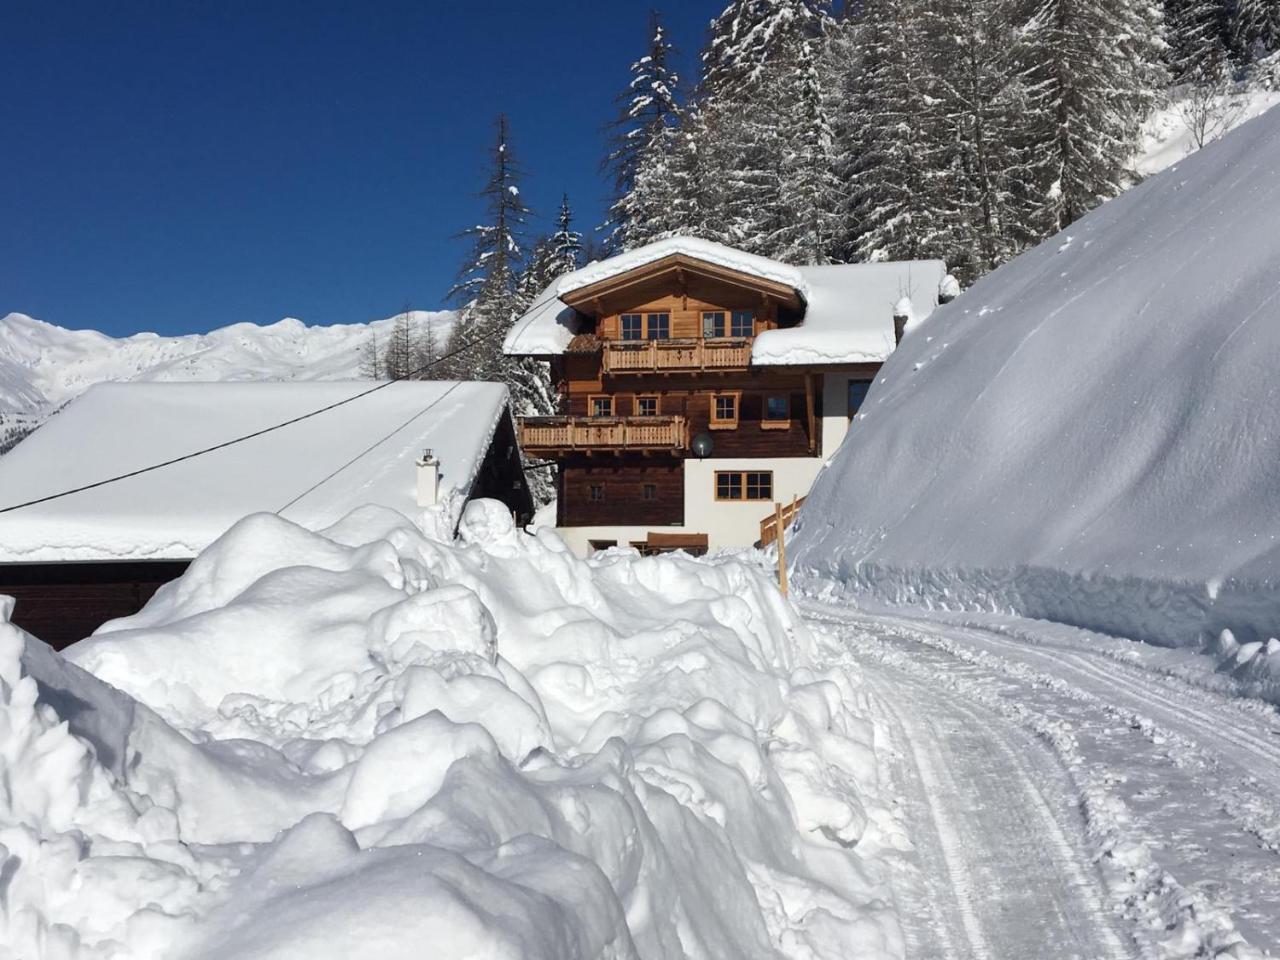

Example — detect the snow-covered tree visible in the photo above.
[920,0,1036,279]
[1232,0,1280,62]
[547,194,584,279]
[1164,0,1231,79]
[1017,0,1166,232]
[440,115,529,385]
[603,12,682,250]
[842,0,948,262]
[700,0,834,96]
[769,37,840,263]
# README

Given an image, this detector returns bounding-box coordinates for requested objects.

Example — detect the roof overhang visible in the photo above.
[559,253,805,316]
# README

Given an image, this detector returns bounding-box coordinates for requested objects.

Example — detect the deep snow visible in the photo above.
[791,103,1280,662]
[0,502,899,959]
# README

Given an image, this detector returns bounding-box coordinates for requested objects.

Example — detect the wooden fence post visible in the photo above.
[775,501,788,598]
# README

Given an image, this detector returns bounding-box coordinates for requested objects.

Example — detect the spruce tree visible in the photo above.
[1017,0,1166,233]
[441,114,529,385]
[548,194,584,278]
[1232,0,1280,62]
[921,0,1035,279]
[603,12,682,250]
[843,0,947,262]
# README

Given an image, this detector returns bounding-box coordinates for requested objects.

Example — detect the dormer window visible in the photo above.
[731,310,754,338]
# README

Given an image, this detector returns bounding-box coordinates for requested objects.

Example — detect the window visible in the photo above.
[711,392,739,429]
[847,379,872,420]
[646,312,670,340]
[715,472,742,501]
[763,394,790,429]
[731,310,754,338]
[621,314,643,340]
[590,395,614,417]
[715,471,773,501]
[589,484,605,502]
[634,395,659,417]
[643,483,657,501]
[702,311,726,338]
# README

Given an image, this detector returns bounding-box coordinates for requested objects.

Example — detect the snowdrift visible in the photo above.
[1,502,898,958]
[792,105,1280,666]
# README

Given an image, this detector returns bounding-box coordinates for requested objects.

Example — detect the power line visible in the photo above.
[0,321,508,516]
[274,382,465,517]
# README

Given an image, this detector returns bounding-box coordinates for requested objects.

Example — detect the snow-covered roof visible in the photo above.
[503,235,948,365]
[0,380,509,562]
[753,261,949,365]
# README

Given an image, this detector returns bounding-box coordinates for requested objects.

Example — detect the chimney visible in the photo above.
[893,297,913,347]
[416,449,440,507]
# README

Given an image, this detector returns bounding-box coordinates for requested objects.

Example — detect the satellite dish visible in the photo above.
[691,432,715,459]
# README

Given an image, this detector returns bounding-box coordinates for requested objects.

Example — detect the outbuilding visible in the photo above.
[0,380,532,647]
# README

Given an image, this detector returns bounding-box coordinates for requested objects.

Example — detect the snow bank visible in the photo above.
[2,501,899,958]
[792,104,1280,664]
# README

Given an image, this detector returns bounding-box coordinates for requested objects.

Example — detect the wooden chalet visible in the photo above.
[504,237,952,555]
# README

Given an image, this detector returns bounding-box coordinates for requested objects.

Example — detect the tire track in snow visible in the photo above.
[858,655,1134,960]
[807,603,1275,956]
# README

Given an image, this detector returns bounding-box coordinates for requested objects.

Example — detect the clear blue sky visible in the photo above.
[2,1,720,336]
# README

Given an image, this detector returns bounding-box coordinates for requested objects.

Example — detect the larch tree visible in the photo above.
[384,306,417,380]
[358,331,383,380]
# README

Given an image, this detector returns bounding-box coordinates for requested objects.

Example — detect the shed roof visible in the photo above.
[503,236,950,365]
[0,380,509,561]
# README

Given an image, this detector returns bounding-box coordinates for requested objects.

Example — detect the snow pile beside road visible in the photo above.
[4,501,896,958]
[792,104,1280,663]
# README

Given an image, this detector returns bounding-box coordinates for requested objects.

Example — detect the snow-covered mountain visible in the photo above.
[0,310,456,417]
[792,102,1280,657]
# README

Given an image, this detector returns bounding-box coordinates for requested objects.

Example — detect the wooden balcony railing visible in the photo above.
[759,496,806,548]
[603,338,753,374]
[519,415,688,454]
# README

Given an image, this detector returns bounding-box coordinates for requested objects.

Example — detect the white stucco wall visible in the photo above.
[553,373,874,557]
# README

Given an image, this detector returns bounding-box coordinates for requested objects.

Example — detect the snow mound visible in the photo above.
[0,309,456,418]
[792,104,1280,656]
[5,502,899,958]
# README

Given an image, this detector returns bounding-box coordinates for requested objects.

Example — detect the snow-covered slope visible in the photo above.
[0,310,456,416]
[791,103,1280,653]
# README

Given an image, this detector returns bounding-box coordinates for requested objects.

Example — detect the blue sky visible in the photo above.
[2,1,719,336]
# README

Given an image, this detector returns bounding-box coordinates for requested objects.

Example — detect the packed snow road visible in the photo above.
[803,601,1280,960]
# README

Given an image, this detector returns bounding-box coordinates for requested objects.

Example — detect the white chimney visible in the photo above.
[416,449,440,507]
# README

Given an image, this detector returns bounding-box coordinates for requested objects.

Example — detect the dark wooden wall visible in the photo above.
[470,411,536,524]
[1,560,191,650]
[558,458,684,527]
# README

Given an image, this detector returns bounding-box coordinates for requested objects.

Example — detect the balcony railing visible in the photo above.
[519,415,688,454]
[603,338,753,374]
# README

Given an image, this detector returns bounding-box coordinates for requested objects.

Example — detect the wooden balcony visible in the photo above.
[519,415,688,455]
[602,338,753,374]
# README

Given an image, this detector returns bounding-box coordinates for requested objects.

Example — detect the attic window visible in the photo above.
[621,314,643,340]
[731,310,754,338]
[646,313,670,340]
[702,312,726,338]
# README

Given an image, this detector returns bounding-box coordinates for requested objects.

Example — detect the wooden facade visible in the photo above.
[515,254,880,550]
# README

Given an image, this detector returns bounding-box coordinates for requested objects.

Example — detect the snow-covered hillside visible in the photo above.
[0,310,455,417]
[791,103,1280,660]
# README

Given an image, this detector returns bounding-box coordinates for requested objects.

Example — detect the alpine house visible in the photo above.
[504,236,953,555]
